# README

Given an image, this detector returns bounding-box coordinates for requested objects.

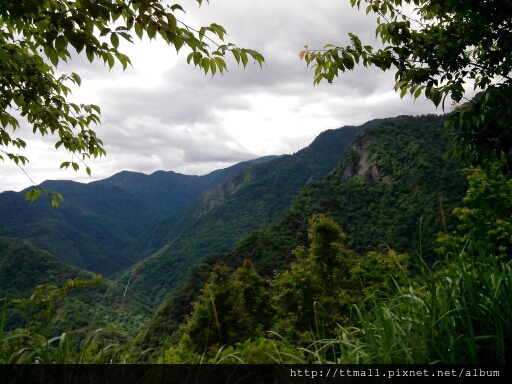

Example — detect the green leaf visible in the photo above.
[232,49,241,64]
[100,27,111,37]
[209,59,217,76]
[0,113,10,128]
[110,33,119,49]
[214,57,227,74]
[147,23,157,40]
[400,86,408,99]
[50,191,64,208]
[170,4,185,13]
[55,35,66,53]
[240,50,248,68]
[25,189,42,203]
[86,46,95,63]
[49,49,59,66]
[431,90,442,107]
[134,22,144,40]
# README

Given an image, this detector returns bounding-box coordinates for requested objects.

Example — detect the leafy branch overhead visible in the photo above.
[0,0,264,204]
[300,0,512,170]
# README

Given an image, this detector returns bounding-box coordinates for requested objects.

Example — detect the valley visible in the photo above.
[1,114,510,365]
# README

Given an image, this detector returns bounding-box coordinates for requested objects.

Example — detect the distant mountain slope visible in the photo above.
[123,123,366,307]
[0,158,274,276]
[0,237,93,298]
[141,114,468,349]
[0,237,151,338]
[0,237,94,331]
[229,114,468,268]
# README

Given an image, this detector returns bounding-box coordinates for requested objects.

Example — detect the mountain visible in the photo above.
[0,158,275,276]
[120,123,366,307]
[0,237,152,338]
[0,237,93,301]
[141,114,468,349]
[0,237,96,331]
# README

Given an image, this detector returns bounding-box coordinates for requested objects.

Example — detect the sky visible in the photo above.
[0,0,441,193]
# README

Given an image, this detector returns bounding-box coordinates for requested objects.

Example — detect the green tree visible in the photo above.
[272,214,409,339]
[301,0,512,170]
[272,214,353,337]
[181,260,270,352]
[437,159,512,260]
[1,275,105,363]
[0,0,264,204]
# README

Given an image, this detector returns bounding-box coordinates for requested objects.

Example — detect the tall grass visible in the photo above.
[2,243,510,364]
[299,247,512,364]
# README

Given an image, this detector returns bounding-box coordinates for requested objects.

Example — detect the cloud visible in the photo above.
[0,0,441,192]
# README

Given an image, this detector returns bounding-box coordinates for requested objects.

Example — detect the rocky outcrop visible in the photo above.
[196,168,256,216]
[340,134,384,182]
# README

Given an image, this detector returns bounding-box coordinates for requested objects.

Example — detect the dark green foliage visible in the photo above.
[229,115,466,269]
[271,215,409,339]
[143,115,467,351]
[129,156,279,259]
[0,238,93,330]
[271,215,350,337]
[0,0,263,187]
[291,114,466,260]
[157,215,410,362]
[121,124,363,307]
[181,260,271,352]
[0,159,270,276]
[322,248,512,364]
[437,159,512,260]
[303,0,512,172]
[0,238,151,345]
[1,114,479,363]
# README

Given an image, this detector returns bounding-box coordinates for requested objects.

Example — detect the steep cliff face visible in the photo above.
[338,132,397,184]
[195,162,266,217]
[340,135,381,182]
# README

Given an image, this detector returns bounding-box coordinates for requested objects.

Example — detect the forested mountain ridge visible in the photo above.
[0,237,151,337]
[129,156,284,259]
[233,114,467,267]
[0,238,93,301]
[0,158,274,276]
[1,114,468,356]
[142,114,468,349]
[0,237,91,331]
[119,123,366,307]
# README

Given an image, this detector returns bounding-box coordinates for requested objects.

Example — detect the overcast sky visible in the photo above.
[1,0,441,193]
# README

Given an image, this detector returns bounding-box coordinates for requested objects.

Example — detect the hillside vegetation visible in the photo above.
[118,124,365,307]
[141,114,468,350]
[0,158,273,276]
[0,238,151,343]
[2,115,510,365]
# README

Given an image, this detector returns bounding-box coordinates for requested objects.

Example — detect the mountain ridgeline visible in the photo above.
[1,114,468,349]
[141,114,467,349]
[0,238,151,336]
[0,157,275,276]
[118,123,366,306]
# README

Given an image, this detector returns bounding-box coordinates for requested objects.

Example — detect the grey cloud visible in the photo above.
[1,0,441,192]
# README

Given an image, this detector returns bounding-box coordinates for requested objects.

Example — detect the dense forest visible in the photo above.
[2,114,511,365]
[1,0,511,374]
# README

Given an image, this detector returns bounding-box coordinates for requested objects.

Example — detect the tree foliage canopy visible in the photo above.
[0,0,264,204]
[301,0,512,169]
[437,158,512,260]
